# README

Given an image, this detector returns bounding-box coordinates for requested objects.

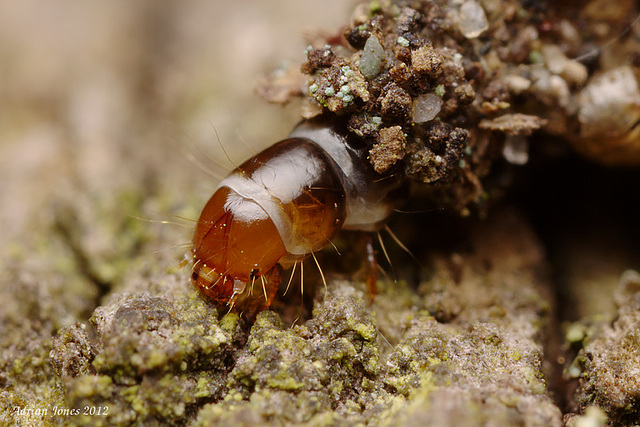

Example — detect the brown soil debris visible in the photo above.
[369,125,407,173]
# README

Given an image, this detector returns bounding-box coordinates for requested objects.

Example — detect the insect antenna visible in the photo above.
[152,241,192,255]
[372,170,404,184]
[183,150,226,181]
[250,275,256,297]
[128,213,198,265]
[291,261,305,327]
[310,250,328,298]
[376,230,396,281]
[384,225,423,269]
[376,327,395,351]
[127,213,197,228]
[392,207,444,215]
[235,127,258,156]
[300,260,304,299]
[175,126,232,179]
[377,263,393,283]
[211,122,241,171]
[260,275,268,301]
[283,260,298,296]
[574,12,640,63]
[190,258,202,274]
[326,239,342,256]
[210,275,224,289]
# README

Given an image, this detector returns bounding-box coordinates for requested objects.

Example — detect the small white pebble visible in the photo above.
[458,0,488,39]
[542,45,587,85]
[573,406,608,427]
[504,75,531,94]
[502,135,529,165]
[412,94,443,123]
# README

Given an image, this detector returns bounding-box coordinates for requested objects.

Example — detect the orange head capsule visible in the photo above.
[191,185,287,314]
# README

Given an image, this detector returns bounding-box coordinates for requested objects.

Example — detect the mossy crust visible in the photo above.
[569,271,640,426]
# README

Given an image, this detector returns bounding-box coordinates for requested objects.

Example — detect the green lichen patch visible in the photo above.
[200,285,390,425]
[377,314,561,425]
[383,315,549,395]
[90,294,223,380]
[571,271,640,425]
[228,286,382,407]
[50,292,237,425]
[50,322,96,379]
[232,311,324,393]
[0,266,77,427]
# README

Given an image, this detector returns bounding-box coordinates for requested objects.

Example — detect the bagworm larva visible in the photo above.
[191,115,407,316]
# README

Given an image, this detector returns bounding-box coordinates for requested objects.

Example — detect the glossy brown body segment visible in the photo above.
[233,138,348,255]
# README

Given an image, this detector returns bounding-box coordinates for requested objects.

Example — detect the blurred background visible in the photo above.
[0,0,353,258]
